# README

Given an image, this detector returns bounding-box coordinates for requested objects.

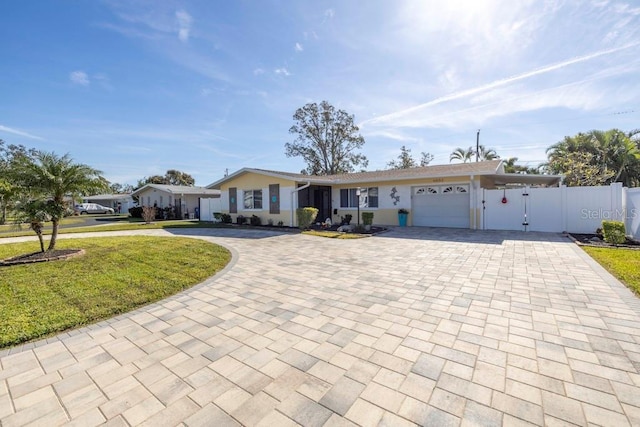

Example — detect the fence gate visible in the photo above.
[483,187,563,232]
[199,198,222,222]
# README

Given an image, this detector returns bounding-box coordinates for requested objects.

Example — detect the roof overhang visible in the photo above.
[131,184,220,197]
[485,173,562,187]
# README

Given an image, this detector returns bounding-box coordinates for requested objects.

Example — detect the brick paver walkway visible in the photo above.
[1,227,640,426]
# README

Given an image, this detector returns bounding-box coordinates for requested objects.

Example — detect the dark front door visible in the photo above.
[298,185,332,223]
[314,187,331,222]
[298,185,333,222]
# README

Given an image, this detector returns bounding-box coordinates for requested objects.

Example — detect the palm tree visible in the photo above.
[12,151,106,251]
[594,129,640,186]
[477,145,499,161]
[13,198,50,252]
[450,145,499,162]
[449,147,475,163]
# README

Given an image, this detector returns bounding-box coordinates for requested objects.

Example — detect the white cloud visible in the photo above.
[274,68,290,76]
[70,70,90,86]
[363,41,640,128]
[0,125,44,140]
[295,42,303,52]
[324,9,334,19]
[176,10,192,42]
[253,68,265,75]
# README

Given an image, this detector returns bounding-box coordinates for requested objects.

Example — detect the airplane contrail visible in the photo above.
[0,125,44,141]
[362,41,640,127]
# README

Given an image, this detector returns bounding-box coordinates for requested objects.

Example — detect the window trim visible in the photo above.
[243,189,263,210]
[339,187,379,209]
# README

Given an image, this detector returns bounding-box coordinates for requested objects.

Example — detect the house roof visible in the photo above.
[131,184,220,197]
[84,194,133,201]
[207,160,506,188]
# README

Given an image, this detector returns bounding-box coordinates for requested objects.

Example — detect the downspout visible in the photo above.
[291,182,311,227]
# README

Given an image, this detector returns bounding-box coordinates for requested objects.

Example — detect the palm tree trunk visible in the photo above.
[37,231,45,252]
[31,222,45,252]
[47,218,59,251]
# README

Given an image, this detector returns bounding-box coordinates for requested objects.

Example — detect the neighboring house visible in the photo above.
[131,184,220,219]
[83,194,135,214]
[206,160,562,228]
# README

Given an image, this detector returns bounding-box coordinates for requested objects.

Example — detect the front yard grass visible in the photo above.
[583,246,640,295]
[0,236,230,348]
[0,219,227,238]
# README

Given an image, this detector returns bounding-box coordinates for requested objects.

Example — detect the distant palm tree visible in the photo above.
[477,145,499,161]
[450,145,499,162]
[12,151,106,251]
[449,147,475,163]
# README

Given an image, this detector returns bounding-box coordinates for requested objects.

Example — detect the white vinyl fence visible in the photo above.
[199,198,222,222]
[482,183,640,237]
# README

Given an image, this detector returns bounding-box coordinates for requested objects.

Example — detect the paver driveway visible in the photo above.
[1,227,640,426]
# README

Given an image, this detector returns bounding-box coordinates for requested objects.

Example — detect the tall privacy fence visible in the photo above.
[482,183,640,238]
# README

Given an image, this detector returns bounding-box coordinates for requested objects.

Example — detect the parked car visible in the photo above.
[75,203,115,215]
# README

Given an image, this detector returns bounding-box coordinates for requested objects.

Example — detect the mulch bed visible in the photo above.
[310,224,387,235]
[569,233,640,249]
[0,249,85,266]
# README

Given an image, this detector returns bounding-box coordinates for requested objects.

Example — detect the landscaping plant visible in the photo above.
[602,220,626,245]
[362,212,374,226]
[296,207,318,229]
[141,206,156,224]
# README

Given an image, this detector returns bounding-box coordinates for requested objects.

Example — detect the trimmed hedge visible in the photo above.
[602,220,626,245]
[296,207,318,230]
[129,206,143,218]
[362,212,374,226]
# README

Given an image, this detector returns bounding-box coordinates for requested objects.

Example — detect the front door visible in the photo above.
[298,185,332,223]
[314,186,331,222]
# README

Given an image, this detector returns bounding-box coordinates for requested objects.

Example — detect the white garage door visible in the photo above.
[412,184,470,228]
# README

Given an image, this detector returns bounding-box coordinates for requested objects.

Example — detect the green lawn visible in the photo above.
[0,219,228,238]
[0,216,86,233]
[583,246,640,295]
[0,236,230,348]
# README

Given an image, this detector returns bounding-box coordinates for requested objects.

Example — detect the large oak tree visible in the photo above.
[285,101,368,175]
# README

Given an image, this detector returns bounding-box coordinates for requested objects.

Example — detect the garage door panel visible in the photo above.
[412,192,469,228]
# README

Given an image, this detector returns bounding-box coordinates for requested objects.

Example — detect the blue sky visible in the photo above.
[2,1,639,186]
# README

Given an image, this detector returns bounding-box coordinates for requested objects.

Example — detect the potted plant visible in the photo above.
[362,212,374,231]
[398,208,409,227]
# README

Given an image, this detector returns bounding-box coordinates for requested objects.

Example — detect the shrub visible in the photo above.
[296,207,319,230]
[267,218,274,226]
[602,220,626,245]
[163,206,177,220]
[214,212,232,223]
[341,214,352,225]
[236,215,246,225]
[277,221,284,227]
[250,215,261,226]
[155,207,164,220]
[129,206,143,218]
[141,206,156,224]
[398,208,409,214]
[362,212,374,226]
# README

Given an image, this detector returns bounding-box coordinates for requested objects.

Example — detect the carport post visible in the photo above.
[356,188,361,226]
